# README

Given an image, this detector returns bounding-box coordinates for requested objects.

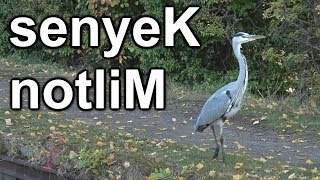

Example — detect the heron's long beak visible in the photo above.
[245,34,266,40]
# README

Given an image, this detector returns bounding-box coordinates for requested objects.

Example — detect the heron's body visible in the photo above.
[193,32,265,161]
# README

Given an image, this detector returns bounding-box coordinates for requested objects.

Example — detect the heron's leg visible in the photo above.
[210,124,219,159]
[217,119,225,162]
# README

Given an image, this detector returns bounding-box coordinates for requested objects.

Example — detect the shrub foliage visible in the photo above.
[0,0,319,100]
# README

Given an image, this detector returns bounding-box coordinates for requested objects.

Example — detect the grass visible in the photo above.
[0,108,319,179]
[238,96,320,142]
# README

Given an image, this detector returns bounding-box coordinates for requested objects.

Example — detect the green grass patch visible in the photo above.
[239,96,320,142]
[0,108,319,179]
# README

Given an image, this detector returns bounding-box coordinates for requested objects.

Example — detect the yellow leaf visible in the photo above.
[233,174,243,180]
[107,115,113,119]
[110,141,114,149]
[209,170,216,177]
[123,161,130,168]
[306,159,314,165]
[260,157,267,162]
[286,124,292,128]
[96,121,102,125]
[69,151,77,159]
[310,100,317,108]
[292,138,304,143]
[50,126,56,131]
[146,176,153,180]
[59,124,67,128]
[266,156,274,160]
[96,141,104,147]
[130,147,138,152]
[237,126,244,130]
[159,128,167,131]
[196,163,204,170]
[225,119,233,125]
[311,167,318,174]
[37,113,43,119]
[234,141,245,149]
[165,167,171,174]
[234,163,243,170]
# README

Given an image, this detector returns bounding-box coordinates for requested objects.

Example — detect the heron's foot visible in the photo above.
[212,147,220,159]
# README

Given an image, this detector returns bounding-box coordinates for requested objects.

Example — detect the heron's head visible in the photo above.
[232,32,265,45]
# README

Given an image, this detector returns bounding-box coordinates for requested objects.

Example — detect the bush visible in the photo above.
[0,0,319,101]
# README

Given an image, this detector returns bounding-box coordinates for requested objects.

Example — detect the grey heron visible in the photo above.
[193,32,265,161]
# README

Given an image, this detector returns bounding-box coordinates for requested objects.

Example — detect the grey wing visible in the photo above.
[193,90,231,132]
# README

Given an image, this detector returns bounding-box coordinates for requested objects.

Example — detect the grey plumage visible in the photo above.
[193,32,265,161]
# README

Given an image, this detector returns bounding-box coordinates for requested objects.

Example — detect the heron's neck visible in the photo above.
[233,43,248,88]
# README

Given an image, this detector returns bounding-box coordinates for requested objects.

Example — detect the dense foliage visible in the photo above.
[0,0,319,101]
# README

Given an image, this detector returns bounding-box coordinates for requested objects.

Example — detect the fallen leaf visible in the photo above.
[288,173,296,179]
[5,119,13,126]
[234,163,243,170]
[225,119,233,125]
[58,124,67,128]
[37,113,43,119]
[96,141,104,147]
[209,170,216,177]
[311,167,318,174]
[310,100,317,108]
[260,157,267,162]
[237,126,244,130]
[106,115,113,119]
[234,141,245,149]
[266,156,274,160]
[50,126,56,131]
[123,161,130,168]
[306,159,314,165]
[292,138,304,143]
[260,116,267,121]
[196,163,204,170]
[253,120,260,125]
[233,174,243,180]
[283,170,289,174]
[110,141,114,149]
[69,151,77,159]
[107,154,116,165]
[165,168,171,174]
[158,128,167,131]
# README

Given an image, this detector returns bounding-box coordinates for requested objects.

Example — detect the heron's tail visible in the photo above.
[193,121,208,133]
